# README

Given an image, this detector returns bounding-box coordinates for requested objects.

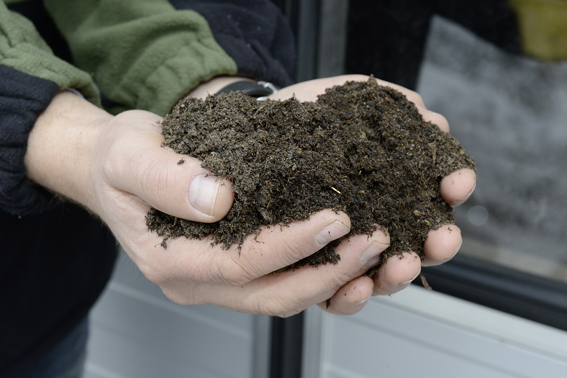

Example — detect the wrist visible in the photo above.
[24,91,113,213]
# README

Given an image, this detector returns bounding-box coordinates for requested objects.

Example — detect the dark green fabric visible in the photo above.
[44,0,238,116]
[4,0,33,6]
[0,1,101,106]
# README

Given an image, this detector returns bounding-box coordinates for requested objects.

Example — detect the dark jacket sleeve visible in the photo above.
[168,0,295,87]
[0,3,100,215]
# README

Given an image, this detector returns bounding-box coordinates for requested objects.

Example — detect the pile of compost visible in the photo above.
[146,78,475,277]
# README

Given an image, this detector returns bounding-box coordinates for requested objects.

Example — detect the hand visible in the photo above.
[22,89,393,317]
[270,75,476,314]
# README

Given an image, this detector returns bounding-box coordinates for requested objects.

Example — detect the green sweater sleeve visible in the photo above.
[44,0,238,116]
[0,1,100,106]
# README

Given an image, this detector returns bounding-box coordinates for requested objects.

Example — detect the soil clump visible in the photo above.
[146,78,475,277]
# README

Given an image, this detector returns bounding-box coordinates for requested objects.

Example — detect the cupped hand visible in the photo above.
[26,90,392,317]
[270,75,476,314]
[91,111,353,315]
[70,97,396,317]
[27,74,474,318]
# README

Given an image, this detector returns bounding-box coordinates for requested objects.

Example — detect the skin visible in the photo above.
[24,74,475,317]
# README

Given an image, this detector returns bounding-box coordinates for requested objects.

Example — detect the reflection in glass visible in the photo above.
[418,16,567,284]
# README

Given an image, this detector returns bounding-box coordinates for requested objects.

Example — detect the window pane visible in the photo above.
[418,16,567,284]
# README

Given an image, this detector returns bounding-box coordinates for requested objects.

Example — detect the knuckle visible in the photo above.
[140,157,175,207]
[277,308,303,318]
[254,296,302,317]
[136,260,170,287]
[403,89,424,106]
[161,286,199,306]
[331,268,357,288]
[434,112,449,124]
[422,110,450,132]
[215,255,258,286]
[275,236,311,265]
[434,113,450,132]
[100,137,128,182]
[413,92,424,105]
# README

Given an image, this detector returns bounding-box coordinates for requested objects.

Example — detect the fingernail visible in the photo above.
[443,237,463,263]
[354,298,370,307]
[360,241,389,270]
[451,181,476,207]
[399,271,421,286]
[316,221,350,245]
[188,174,220,217]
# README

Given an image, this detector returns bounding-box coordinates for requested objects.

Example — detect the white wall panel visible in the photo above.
[303,286,567,378]
[85,252,270,378]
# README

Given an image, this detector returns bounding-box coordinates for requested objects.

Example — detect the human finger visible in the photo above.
[316,227,390,314]
[148,209,351,298]
[372,251,421,296]
[403,101,477,207]
[388,86,476,214]
[203,209,352,286]
[440,168,477,207]
[375,78,451,134]
[274,75,449,136]
[277,227,388,315]
[190,226,389,316]
[375,78,426,108]
[421,225,462,267]
[317,275,375,315]
[120,208,349,307]
[417,106,451,133]
[100,110,234,223]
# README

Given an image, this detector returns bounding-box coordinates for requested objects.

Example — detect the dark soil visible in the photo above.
[146,78,475,277]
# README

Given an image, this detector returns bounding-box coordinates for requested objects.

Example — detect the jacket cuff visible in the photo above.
[0,3,101,106]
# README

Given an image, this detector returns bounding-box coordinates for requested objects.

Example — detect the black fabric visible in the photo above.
[0,64,60,216]
[434,0,522,55]
[346,0,521,90]
[346,0,433,90]
[169,0,296,87]
[0,204,117,373]
[0,8,117,375]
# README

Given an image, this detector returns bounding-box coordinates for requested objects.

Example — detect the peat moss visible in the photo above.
[146,78,475,277]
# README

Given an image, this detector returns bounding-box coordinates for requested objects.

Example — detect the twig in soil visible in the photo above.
[420,273,432,290]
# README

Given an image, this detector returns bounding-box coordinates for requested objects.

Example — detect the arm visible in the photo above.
[0,2,100,215]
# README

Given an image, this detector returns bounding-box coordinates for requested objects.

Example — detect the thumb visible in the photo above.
[102,110,234,222]
[140,155,234,222]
